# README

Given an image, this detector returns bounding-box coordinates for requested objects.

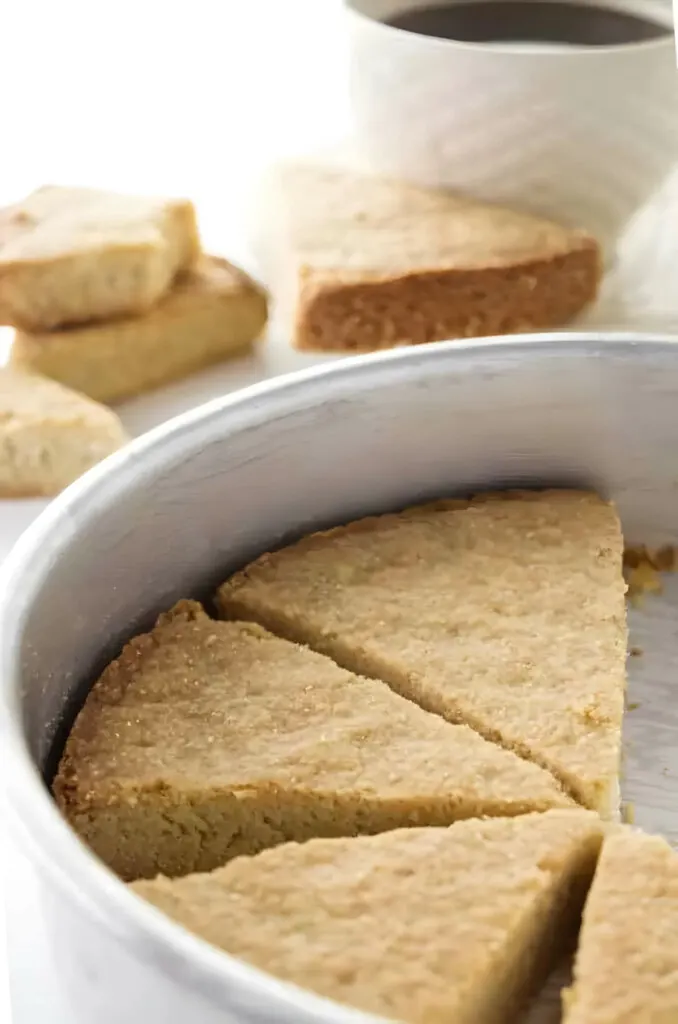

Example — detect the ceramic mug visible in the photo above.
[346,0,678,248]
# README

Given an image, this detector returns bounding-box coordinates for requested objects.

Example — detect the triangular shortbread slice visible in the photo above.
[564,829,678,1023]
[54,600,571,881]
[217,490,626,818]
[132,810,605,1024]
[0,367,128,496]
[259,163,601,351]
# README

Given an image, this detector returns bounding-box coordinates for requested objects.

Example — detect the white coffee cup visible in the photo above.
[346,0,678,248]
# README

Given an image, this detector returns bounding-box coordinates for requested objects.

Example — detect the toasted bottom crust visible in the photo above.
[294,248,600,352]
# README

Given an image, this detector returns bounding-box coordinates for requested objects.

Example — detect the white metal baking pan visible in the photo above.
[1,333,676,1023]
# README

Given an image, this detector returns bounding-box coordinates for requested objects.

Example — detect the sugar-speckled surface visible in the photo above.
[218,492,626,817]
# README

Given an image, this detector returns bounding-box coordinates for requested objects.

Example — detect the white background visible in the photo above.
[0,0,349,255]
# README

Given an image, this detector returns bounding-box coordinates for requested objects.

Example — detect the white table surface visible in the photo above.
[2,2,678,1019]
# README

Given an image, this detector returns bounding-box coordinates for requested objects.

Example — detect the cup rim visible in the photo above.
[344,0,676,57]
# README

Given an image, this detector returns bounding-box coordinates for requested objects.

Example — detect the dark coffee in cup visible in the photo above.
[386,1,671,47]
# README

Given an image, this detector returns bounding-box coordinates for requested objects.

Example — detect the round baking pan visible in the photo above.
[2,332,677,1023]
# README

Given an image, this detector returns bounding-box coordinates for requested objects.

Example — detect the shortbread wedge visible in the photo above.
[564,829,678,1024]
[133,810,605,1024]
[11,256,268,403]
[54,600,572,881]
[0,367,128,496]
[217,490,626,818]
[0,185,200,329]
[261,163,601,351]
